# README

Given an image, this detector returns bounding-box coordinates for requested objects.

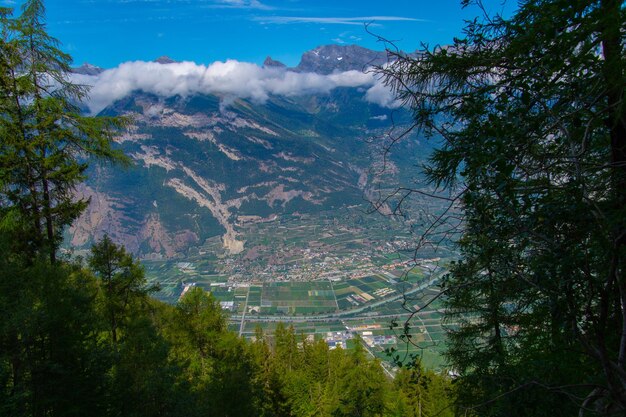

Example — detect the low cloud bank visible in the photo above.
[71,59,399,114]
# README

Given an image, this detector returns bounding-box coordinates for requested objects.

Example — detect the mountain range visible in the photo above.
[68,45,425,259]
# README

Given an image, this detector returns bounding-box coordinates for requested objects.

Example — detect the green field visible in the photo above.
[145,257,453,370]
[229,281,452,371]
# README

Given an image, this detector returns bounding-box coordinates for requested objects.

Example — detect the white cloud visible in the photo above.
[365,80,401,109]
[71,59,398,114]
[253,16,426,26]
[206,0,273,10]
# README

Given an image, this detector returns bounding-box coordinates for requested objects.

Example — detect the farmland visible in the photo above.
[143,206,456,370]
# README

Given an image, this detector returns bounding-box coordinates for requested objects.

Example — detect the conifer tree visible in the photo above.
[88,235,158,346]
[379,0,626,414]
[335,338,387,417]
[0,3,127,416]
[0,0,126,264]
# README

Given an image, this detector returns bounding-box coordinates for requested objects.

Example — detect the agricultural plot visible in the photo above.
[232,280,452,370]
[342,313,450,370]
[207,287,236,302]
[247,287,262,313]
[234,287,248,314]
[334,275,399,310]
[255,281,338,315]
[241,314,450,372]
[370,290,451,370]
[144,260,185,302]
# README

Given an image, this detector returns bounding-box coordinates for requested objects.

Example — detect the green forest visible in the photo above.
[1,0,625,416]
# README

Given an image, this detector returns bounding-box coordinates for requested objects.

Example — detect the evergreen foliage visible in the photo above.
[379,0,626,415]
[89,235,158,346]
[1,231,454,416]
[0,0,127,264]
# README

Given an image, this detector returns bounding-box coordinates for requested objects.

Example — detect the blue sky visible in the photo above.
[2,0,512,68]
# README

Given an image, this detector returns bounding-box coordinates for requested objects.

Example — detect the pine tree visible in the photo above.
[334,338,387,417]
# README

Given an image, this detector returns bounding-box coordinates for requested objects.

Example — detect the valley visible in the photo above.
[64,44,456,369]
[143,205,456,368]
[5,0,612,414]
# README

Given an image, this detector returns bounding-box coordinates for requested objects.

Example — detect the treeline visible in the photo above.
[1,233,454,417]
[0,1,453,416]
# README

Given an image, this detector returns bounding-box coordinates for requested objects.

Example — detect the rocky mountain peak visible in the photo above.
[154,56,178,64]
[263,56,286,69]
[295,44,388,74]
[72,62,105,76]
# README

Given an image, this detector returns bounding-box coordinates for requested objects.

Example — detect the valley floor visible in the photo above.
[144,207,457,370]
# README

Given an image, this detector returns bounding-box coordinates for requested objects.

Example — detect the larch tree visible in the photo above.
[88,235,158,346]
[0,3,128,416]
[0,0,127,264]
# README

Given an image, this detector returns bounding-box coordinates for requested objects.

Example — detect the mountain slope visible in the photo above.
[68,45,421,258]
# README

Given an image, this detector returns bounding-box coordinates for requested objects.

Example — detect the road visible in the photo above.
[238,286,250,336]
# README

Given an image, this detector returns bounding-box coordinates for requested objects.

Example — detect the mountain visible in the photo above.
[72,62,104,76]
[154,56,178,64]
[263,56,286,68]
[264,45,389,73]
[68,45,422,259]
[294,44,388,74]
